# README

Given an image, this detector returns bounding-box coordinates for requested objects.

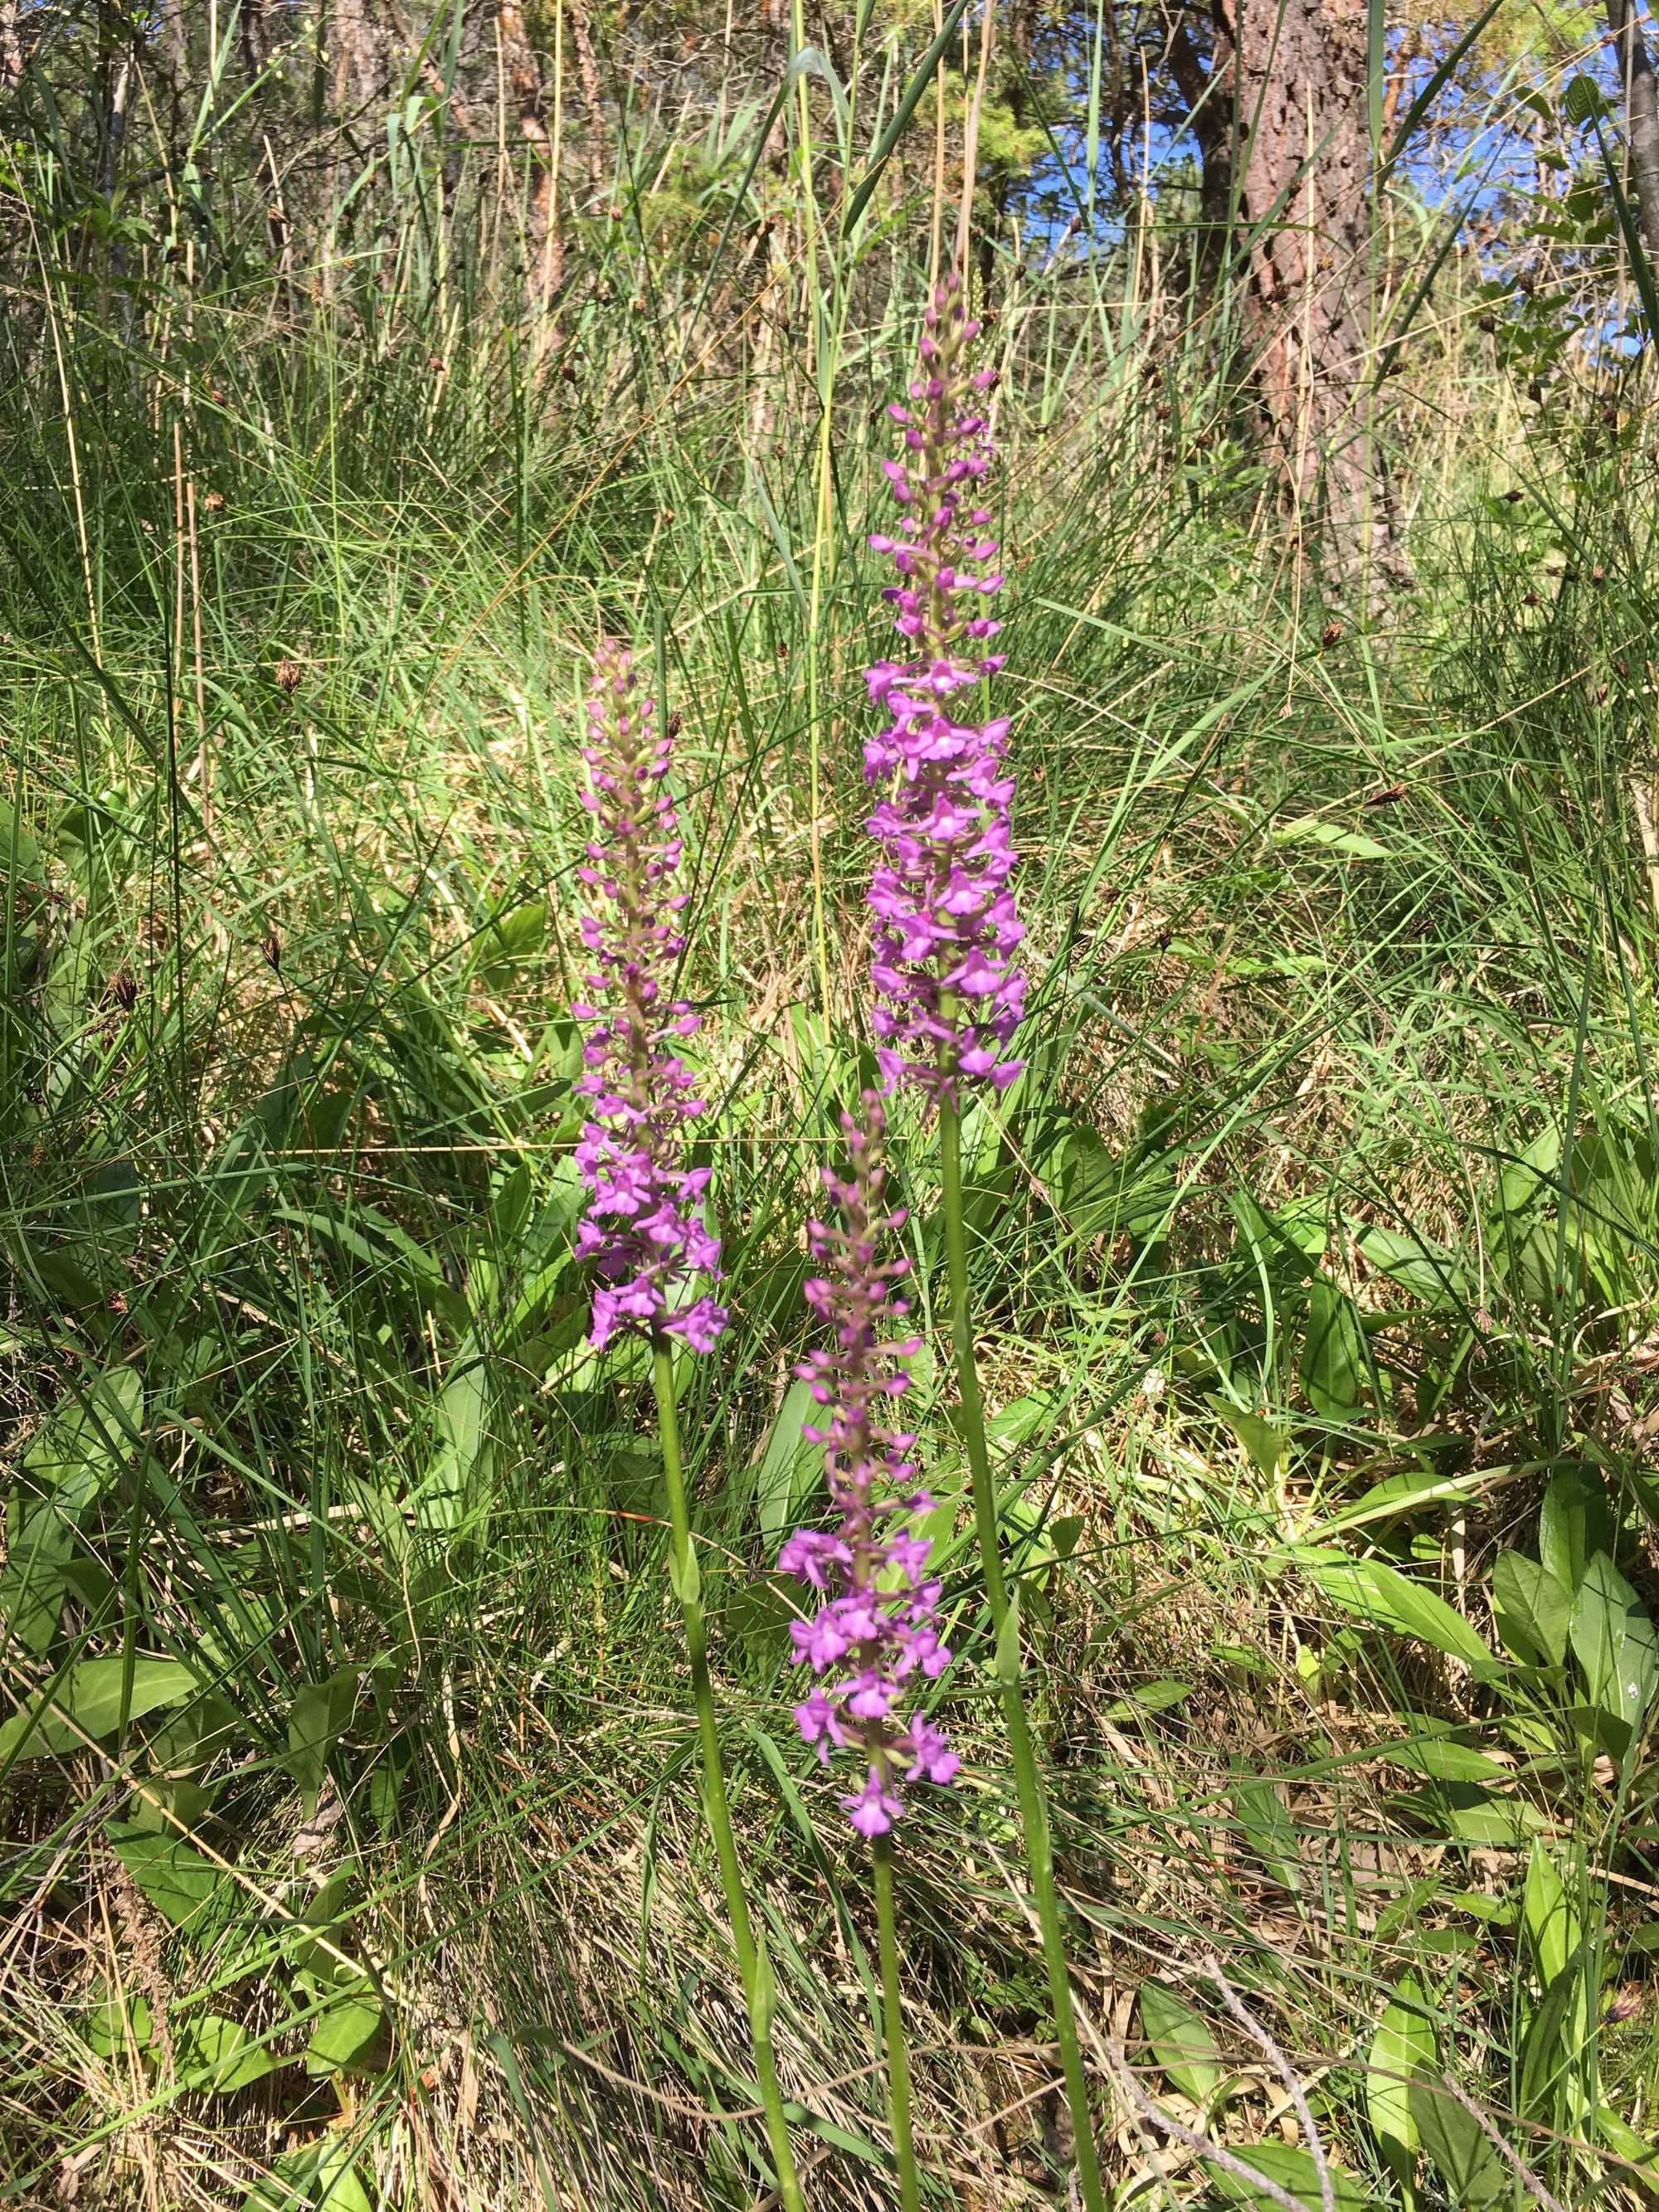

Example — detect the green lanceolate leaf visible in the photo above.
[1365,1977,1433,2174]
[304,1990,384,2077]
[105,1822,231,1932]
[1232,1770,1302,1893]
[1293,1549,1495,1668]
[1522,1842,1581,1986]
[1408,2078,1507,2210]
[1138,1981,1223,2104]
[0,1656,197,1762]
[1301,1276,1370,1416]
[286,1667,359,1811]
[1492,1551,1571,1668]
[1,1367,145,1655]
[176,2015,281,2094]
[1569,1553,1659,1732]
[1204,2140,1375,2210]
[1520,1947,1591,2115]
[1540,1462,1609,1596]
[752,1376,819,1544]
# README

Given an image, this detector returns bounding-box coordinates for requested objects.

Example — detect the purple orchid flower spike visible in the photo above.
[779,1096,958,1835]
[864,275,1028,1106]
[571,639,727,1354]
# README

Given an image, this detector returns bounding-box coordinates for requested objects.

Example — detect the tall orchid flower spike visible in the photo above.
[779,1096,958,1836]
[572,639,727,1354]
[864,290,1109,2212]
[864,276,1027,1106]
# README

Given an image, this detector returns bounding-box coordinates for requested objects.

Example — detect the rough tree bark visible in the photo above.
[1607,0,1659,267]
[0,1,24,92]
[498,1,562,298]
[1175,0,1398,602]
[333,0,390,114]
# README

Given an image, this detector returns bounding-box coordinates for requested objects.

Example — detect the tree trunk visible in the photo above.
[1207,0,1396,602]
[498,1,561,299]
[0,2,24,92]
[334,0,390,114]
[1607,0,1659,269]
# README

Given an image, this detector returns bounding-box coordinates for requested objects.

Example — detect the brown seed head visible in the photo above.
[1321,620,1342,649]
[261,931,282,974]
[275,659,302,696]
[203,490,224,513]
[110,971,139,1012]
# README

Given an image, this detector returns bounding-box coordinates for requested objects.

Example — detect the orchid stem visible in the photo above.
[652,1344,804,2212]
[938,1103,1107,2212]
[873,1830,923,2212]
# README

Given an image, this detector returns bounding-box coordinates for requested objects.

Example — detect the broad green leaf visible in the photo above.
[1594,2102,1659,2171]
[475,895,547,976]
[286,1667,359,1811]
[177,2015,280,2094]
[1496,1125,1562,1215]
[1139,1981,1222,2103]
[1301,1277,1369,1416]
[1520,1952,1589,2114]
[242,2142,372,2212]
[0,1656,197,1762]
[0,1501,73,1655]
[1492,1552,1570,1668]
[105,1823,230,1931]
[1408,2078,1506,2208]
[1204,2139,1374,2210]
[1106,1679,1194,1721]
[1210,1400,1289,1484]
[1389,1737,1508,1782]
[1294,1549,1495,1668]
[1569,1553,1659,1729]
[1522,1843,1580,1986]
[23,1366,144,1509]
[1355,1225,1465,1311]
[417,1341,494,1534]
[1232,1771,1301,1893]
[1540,1463,1608,1595]
[753,1377,820,1544]
[1365,1978,1433,2158]
[305,1991,383,2076]
[85,1985,153,2058]
[1563,72,1613,125]
[2,1370,147,1653]
[1272,816,1390,860]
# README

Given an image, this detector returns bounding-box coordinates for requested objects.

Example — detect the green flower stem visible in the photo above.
[872,1830,923,2212]
[652,1344,804,2212]
[938,1103,1107,2212]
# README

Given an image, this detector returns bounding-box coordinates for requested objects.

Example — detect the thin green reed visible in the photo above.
[651,1349,804,2212]
[940,1104,1106,2212]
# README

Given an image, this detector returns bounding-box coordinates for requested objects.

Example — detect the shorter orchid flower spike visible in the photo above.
[571,639,727,1353]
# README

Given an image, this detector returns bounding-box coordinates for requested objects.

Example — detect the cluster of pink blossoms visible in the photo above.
[570,641,727,1354]
[864,277,1027,1104]
[572,289,1019,1839]
[778,1099,959,1836]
